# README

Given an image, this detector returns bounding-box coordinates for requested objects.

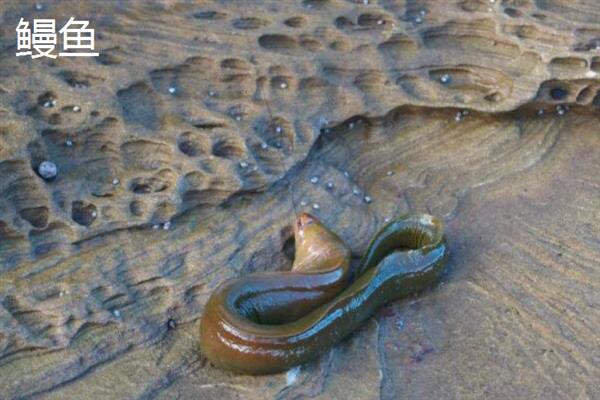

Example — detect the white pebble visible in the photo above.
[112,178,120,185]
[38,161,57,180]
[113,309,121,318]
[440,74,451,84]
[168,86,176,94]
[35,3,43,11]
[300,200,308,206]
[537,109,544,116]
[209,90,216,97]
[275,126,283,133]
[364,196,372,204]
[72,105,81,112]
[310,176,319,184]
[261,142,268,149]
[65,139,73,146]
[152,224,160,230]
[556,105,566,116]
[326,182,334,189]
[239,161,248,168]
[386,170,393,176]
[312,203,320,210]
[353,188,361,196]
[384,217,391,222]
[163,221,171,230]
[348,122,355,129]
[455,112,462,122]
[43,100,56,108]
[280,82,288,89]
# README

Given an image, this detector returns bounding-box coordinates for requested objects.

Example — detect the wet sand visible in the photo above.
[0,1,598,399]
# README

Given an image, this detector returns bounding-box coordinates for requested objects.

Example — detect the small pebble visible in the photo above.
[414,16,422,24]
[72,105,81,112]
[348,122,355,129]
[65,139,73,146]
[556,105,566,116]
[275,126,283,133]
[363,0,369,4]
[91,211,97,218]
[112,178,120,185]
[163,221,171,230]
[280,82,288,89]
[537,109,544,116]
[209,90,216,97]
[300,200,308,206]
[310,176,319,184]
[113,309,121,318]
[353,188,361,196]
[384,217,391,222]
[364,196,372,204]
[386,170,393,176]
[239,161,248,168]
[455,112,462,122]
[440,74,452,84]
[326,182,334,189]
[312,203,320,210]
[43,99,56,108]
[167,319,177,330]
[35,3,43,11]
[344,171,350,177]
[168,86,177,94]
[38,161,57,180]
[152,224,160,230]
[261,142,268,149]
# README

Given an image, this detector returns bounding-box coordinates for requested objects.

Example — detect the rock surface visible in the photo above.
[0,0,598,399]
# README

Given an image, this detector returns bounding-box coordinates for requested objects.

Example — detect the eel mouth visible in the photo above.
[296,212,315,230]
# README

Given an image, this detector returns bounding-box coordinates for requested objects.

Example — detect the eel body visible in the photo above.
[200,213,448,374]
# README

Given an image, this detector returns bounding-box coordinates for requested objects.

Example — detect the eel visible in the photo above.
[199,212,448,374]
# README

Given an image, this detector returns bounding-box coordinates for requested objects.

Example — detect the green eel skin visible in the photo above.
[200,212,448,374]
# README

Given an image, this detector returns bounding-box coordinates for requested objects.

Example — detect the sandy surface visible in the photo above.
[0,1,599,399]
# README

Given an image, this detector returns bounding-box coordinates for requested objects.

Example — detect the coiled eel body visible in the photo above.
[200,213,448,374]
